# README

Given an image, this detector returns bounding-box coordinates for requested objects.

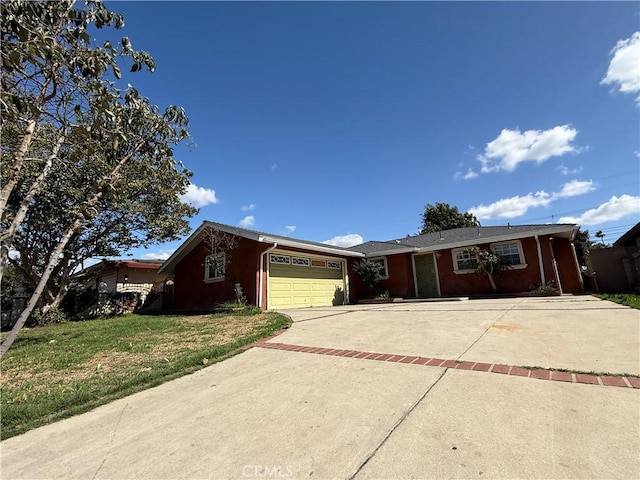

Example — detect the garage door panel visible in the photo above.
[269,256,345,309]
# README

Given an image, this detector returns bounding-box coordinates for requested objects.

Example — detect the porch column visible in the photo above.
[535,235,546,285]
[548,237,563,294]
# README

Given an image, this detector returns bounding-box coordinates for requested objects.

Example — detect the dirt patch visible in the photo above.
[492,324,521,331]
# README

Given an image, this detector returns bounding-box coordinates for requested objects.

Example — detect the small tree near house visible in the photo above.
[352,259,385,298]
[201,226,239,281]
[464,246,510,292]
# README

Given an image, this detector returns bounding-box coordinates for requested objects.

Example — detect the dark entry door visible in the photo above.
[414,253,439,298]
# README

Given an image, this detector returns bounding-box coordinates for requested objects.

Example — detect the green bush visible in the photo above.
[352,259,384,294]
[27,307,67,327]
[529,280,559,293]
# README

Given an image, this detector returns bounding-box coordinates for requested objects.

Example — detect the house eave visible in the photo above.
[258,236,365,257]
[423,226,579,253]
[362,247,420,257]
[159,221,364,274]
[361,225,579,257]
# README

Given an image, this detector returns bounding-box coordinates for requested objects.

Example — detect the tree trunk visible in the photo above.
[0,134,65,284]
[487,273,497,291]
[45,280,69,312]
[0,140,146,358]
[0,221,78,358]
[0,119,37,214]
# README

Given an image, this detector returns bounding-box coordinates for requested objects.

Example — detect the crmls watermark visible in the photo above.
[242,465,294,478]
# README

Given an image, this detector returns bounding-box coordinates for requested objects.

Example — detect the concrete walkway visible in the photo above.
[2,296,639,479]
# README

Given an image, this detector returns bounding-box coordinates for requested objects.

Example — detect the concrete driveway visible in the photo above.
[2,296,639,479]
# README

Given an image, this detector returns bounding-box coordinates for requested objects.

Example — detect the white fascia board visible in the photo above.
[259,236,365,257]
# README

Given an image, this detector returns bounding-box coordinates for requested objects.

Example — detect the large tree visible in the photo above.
[572,228,593,268]
[1,0,196,357]
[420,202,479,234]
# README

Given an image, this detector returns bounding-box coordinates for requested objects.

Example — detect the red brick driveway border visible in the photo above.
[254,341,639,389]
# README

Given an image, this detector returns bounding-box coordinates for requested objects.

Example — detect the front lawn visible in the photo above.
[0,309,290,440]
[595,293,640,309]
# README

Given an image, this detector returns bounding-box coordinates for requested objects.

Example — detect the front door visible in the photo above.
[414,253,440,298]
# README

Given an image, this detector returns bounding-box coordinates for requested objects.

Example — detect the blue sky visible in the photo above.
[103,1,639,260]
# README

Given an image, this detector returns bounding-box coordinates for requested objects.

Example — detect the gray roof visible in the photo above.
[613,222,640,247]
[159,221,364,274]
[348,224,579,255]
[160,221,579,274]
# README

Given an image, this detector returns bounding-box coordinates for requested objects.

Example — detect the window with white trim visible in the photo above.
[452,248,478,272]
[369,257,389,279]
[205,253,226,281]
[491,241,525,267]
[327,261,342,270]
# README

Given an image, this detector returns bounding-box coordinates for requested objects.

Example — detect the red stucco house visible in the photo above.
[159,221,584,311]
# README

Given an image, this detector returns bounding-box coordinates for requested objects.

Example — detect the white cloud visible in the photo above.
[284,225,296,233]
[142,250,173,261]
[469,180,595,220]
[270,164,278,171]
[239,215,255,228]
[470,191,554,220]
[322,234,363,248]
[556,180,595,198]
[454,168,478,180]
[241,204,255,212]
[478,125,579,173]
[556,165,583,176]
[601,32,640,104]
[179,183,218,208]
[558,195,640,225]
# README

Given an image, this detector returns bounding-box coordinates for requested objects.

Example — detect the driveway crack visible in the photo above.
[455,299,522,361]
[91,401,129,480]
[346,368,448,480]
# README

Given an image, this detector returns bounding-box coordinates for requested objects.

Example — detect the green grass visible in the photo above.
[0,309,291,440]
[595,293,640,310]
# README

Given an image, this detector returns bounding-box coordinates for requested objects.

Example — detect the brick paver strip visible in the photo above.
[353,352,372,359]
[255,342,637,389]
[455,361,476,370]
[551,371,573,383]
[412,357,431,365]
[601,375,627,387]
[426,358,445,367]
[626,377,640,388]
[343,351,361,357]
[387,355,406,362]
[575,373,599,385]
[491,364,510,374]
[472,362,492,372]
[364,353,383,360]
[530,369,550,380]
[440,360,459,368]
[399,356,419,364]
[509,367,531,377]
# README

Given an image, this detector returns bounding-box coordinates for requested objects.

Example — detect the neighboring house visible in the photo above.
[160,221,584,311]
[613,222,640,247]
[586,222,640,293]
[75,259,169,307]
